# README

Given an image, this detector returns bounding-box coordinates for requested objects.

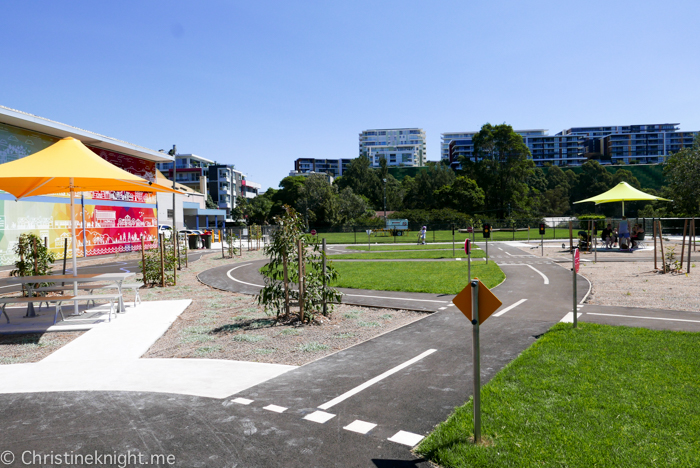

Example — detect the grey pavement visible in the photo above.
[1,241,698,467]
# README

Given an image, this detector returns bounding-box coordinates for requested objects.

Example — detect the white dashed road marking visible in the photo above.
[343,420,377,434]
[388,430,424,447]
[263,405,287,413]
[232,397,254,405]
[304,410,336,424]
[494,299,527,317]
[318,349,437,411]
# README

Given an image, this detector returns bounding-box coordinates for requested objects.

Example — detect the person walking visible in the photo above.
[418,225,427,245]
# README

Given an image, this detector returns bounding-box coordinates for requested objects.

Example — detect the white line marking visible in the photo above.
[455,258,461,261]
[263,404,287,413]
[318,349,437,410]
[388,430,424,447]
[525,264,549,284]
[560,312,574,323]
[587,312,700,324]
[498,247,503,251]
[0,284,19,289]
[343,420,377,434]
[232,397,253,405]
[494,299,527,317]
[505,251,513,256]
[438,307,447,310]
[303,410,335,423]
[226,264,264,288]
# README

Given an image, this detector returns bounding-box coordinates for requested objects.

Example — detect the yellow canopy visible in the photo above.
[0,136,180,199]
[573,181,670,216]
[574,182,670,205]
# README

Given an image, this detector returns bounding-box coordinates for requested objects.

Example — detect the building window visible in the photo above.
[167,209,173,219]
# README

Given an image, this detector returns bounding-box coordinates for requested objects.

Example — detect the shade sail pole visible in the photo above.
[70,178,79,315]
[622,200,625,217]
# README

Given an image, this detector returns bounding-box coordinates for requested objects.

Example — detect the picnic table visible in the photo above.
[6,273,135,317]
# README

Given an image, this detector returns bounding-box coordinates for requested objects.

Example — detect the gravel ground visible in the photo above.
[136,249,430,366]
[0,332,84,364]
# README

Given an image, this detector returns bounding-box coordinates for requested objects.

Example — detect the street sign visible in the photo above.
[366,229,372,236]
[574,248,580,273]
[311,229,317,236]
[464,238,471,255]
[452,279,502,325]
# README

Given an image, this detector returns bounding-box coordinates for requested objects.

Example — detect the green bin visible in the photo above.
[202,234,212,249]
[188,234,200,250]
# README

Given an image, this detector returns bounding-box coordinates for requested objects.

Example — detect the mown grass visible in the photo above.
[318,229,570,245]
[346,244,482,251]
[416,323,700,467]
[330,249,485,260]
[330,261,504,294]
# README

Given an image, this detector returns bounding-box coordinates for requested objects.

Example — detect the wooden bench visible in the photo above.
[0,294,121,325]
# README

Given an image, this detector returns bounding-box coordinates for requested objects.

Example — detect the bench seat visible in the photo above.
[0,294,122,325]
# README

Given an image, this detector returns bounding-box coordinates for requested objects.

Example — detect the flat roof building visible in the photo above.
[359,128,426,167]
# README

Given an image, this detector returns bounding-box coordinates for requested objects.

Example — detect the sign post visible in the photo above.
[452,224,455,258]
[573,248,580,328]
[465,239,472,282]
[539,223,546,256]
[482,223,490,265]
[452,279,502,444]
[366,229,372,251]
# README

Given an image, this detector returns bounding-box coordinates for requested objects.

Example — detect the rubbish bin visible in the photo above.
[188,234,200,250]
[202,234,212,249]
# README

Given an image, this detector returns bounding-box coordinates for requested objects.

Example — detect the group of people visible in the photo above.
[600,217,645,249]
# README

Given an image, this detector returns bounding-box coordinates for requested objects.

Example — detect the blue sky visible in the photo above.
[3,1,699,190]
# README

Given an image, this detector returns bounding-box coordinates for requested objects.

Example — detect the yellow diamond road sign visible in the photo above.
[452,279,502,325]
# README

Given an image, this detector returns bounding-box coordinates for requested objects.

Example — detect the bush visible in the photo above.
[141,235,179,287]
[10,233,57,295]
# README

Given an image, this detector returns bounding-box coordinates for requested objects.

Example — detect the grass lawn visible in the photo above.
[318,229,573,244]
[330,261,504,294]
[347,244,481,251]
[416,322,700,467]
[330,249,485,260]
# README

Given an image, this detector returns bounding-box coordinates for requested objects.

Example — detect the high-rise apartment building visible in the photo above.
[207,165,260,219]
[442,123,698,167]
[156,154,214,194]
[293,158,351,178]
[359,128,426,167]
[442,130,586,167]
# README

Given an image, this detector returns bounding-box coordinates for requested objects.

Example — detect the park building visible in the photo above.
[0,104,226,265]
[359,128,426,168]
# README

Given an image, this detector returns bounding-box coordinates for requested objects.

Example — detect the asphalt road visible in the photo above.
[1,242,697,467]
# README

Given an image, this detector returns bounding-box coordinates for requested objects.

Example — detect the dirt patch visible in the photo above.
[0,332,84,364]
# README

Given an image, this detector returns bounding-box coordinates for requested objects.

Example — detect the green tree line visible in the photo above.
[234,125,700,226]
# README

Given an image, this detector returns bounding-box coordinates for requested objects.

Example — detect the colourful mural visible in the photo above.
[0,199,157,264]
[0,123,161,265]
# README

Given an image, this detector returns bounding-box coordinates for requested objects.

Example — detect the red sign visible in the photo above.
[310,229,317,236]
[574,248,580,273]
[464,239,471,255]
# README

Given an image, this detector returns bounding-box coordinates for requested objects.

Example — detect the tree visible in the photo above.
[205,194,218,209]
[336,155,381,206]
[612,169,641,189]
[336,187,373,225]
[664,135,700,215]
[460,123,535,217]
[433,176,485,213]
[572,160,613,204]
[403,162,456,210]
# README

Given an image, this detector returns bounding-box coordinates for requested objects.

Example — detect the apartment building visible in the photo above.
[207,165,261,218]
[294,158,351,178]
[359,128,426,167]
[156,154,214,195]
[443,130,586,167]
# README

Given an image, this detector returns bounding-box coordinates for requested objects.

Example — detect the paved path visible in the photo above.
[1,242,698,467]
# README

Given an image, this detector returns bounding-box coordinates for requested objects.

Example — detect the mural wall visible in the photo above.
[0,123,159,265]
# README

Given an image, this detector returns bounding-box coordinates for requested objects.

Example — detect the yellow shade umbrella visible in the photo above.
[573,181,671,216]
[0,137,182,314]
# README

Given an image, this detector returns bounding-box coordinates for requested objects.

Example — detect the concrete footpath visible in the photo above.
[0,299,295,398]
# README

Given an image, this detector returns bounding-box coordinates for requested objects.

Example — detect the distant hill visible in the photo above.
[566,164,665,191]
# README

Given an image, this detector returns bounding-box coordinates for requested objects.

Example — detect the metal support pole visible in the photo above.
[69,179,79,316]
[471,279,481,444]
[452,225,455,258]
[172,233,177,286]
[322,238,327,316]
[160,233,165,287]
[298,238,304,322]
[485,239,488,265]
[468,247,471,282]
[572,249,578,329]
[541,235,543,256]
[688,219,693,274]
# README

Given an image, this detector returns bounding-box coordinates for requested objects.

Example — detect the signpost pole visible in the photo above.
[485,239,488,265]
[452,224,455,258]
[572,248,578,328]
[322,238,327,316]
[465,239,471,281]
[367,230,371,251]
[471,279,481,444]
[541,234,543,256]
